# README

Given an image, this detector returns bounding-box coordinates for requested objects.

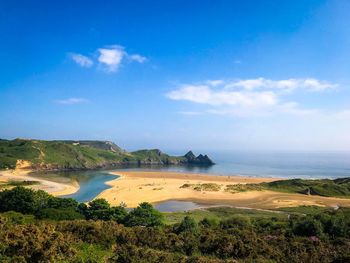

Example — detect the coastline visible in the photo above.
[97,171,350,209]
[2,168,350,210]
[0,169,79,196]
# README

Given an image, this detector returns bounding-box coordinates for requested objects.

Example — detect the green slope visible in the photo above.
[0,139,213,170]
[225,177,350,198]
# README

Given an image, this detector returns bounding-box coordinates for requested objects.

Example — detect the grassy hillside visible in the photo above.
[225,178,350,198]
[130,149,186,164]
[0,139,213,170]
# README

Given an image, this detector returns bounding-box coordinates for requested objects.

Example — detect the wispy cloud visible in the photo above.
[70,45,147,73]
[166,78,338,117]
[70,53,93,68]
[55,98,89,105]
[128,54,147,63]
[167,84,277,107]
[223,78,337,92]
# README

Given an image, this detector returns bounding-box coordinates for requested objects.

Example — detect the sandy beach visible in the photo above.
[0,169,79,196]
[97,171,350,209]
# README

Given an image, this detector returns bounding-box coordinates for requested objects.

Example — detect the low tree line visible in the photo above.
[0,186,164,226]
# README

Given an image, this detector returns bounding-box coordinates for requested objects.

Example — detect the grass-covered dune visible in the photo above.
[0,138,214,170]
[225,177,350,198]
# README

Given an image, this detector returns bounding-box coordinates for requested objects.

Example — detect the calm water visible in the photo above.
[31,151,350,203]
[155,200,208,212]
[32,170,118,203]
[122,151,350,179]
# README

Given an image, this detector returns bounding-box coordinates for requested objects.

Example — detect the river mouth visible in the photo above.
[30,170,118,203]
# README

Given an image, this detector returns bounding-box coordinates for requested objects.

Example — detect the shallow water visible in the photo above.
[154,200,208,212]
[32,170,118,203]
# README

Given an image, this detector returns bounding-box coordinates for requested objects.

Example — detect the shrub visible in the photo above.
[125,202,164,227]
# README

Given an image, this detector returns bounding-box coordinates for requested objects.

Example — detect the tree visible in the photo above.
[0,186,51,214]
[293,217,323,237]
[88,198,110,210]
[125,202,164,227]
[176,216,199,234]
[110,206,128,223]
[84,199,127,222]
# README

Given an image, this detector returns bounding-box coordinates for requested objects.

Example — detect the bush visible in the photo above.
[0,211,35,225]
[36,208,85,221]
[176,216,199,234]
[125,202,164,227]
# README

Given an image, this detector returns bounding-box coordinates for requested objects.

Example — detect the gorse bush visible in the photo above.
[0,186,350,262]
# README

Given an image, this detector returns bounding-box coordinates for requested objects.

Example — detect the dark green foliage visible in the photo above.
[292,216,324,236]
[84,199,128,222]
[176,216,199,234]
[0,186,51,214]
[125,202,164,227]
[220,215,251,229]
[0,206,350,262]
[36,208,85,221]
[1,186,350,262]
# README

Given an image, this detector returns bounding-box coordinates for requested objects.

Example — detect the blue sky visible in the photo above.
[0,0,349,152]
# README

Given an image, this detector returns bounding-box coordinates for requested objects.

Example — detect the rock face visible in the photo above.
[183,151,215,165]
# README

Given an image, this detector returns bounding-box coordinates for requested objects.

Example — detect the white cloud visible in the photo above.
[224,78,337,92]
[167,84,277,107]
[98,46,125,72]
[55,98,89,105]
[206,80,224,87]
[97,45,148,72]
[333,109,350,120]
[128,54,147,63]
[166,77,338,117]
[70,45,147,73]
[70,53,93,68]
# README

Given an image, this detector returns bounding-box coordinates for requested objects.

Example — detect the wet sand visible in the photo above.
[0,169,79,196]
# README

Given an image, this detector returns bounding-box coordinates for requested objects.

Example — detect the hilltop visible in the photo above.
[0,139,214,170]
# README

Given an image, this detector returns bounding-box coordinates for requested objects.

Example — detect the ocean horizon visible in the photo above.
[141,150,350,179]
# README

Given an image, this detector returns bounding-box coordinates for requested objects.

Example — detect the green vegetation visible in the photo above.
[164,206,288,225]
[0,188,350,262]
[0,187,164,225]
[263,178,350,197]
[130,149,185,164]
[180,183,221,191]
[223,178,350,198]
[0,180,39,189]
[0,138,213,170]
[225,183,263,193]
